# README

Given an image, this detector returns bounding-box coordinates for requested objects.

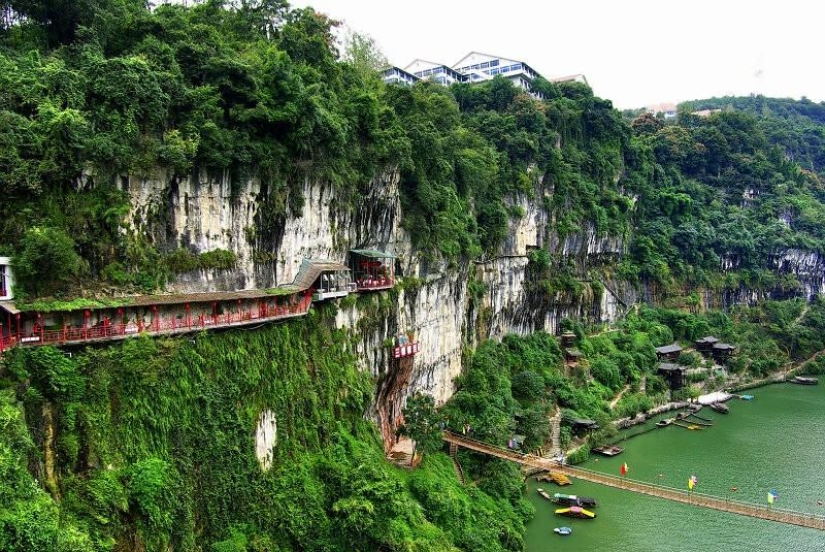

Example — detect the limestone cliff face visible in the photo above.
[121,168,825,449]
[125,169,637,448]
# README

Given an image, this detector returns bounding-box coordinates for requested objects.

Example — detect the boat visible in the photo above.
[740,395,755,401]
[709,402,729,414]
[537,488,552,500]
[790,376,819,385]
[687,424,702,430]
[553,526,573,536]
[536,471,572,486]
[591,445,624,456]
[656,418,674,428]
[555,506,596,519]
[552,493,597,508]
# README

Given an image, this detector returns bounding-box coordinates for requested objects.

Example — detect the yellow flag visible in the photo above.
[688,478,694,491]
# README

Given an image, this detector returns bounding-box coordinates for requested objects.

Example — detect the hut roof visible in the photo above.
[696,336,720,344]
[350,249,397,259]
[655,343,683,355]
[657,362,687,372]
[713,343,736,351]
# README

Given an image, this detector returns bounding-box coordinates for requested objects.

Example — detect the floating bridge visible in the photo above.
[444,432,825,531]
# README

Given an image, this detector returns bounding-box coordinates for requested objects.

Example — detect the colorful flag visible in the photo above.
[768,490,778,505]
[688,475,697,491]
[620,462,628,476]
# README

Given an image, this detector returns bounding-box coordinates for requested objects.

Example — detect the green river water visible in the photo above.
[524,382,825,551]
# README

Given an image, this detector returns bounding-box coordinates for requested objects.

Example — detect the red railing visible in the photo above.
[356,278,394,290]
[0,293,313,352]
[393,342,419,358]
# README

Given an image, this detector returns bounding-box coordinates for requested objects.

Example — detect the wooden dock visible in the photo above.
[443,432,825,531]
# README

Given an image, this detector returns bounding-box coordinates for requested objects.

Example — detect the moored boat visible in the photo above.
[555,505,596,519]
[710,402,729,414]
[552,493,597,508]
[740,395,755,400]
[536,471,572,486]
[790,376,819,385]
[656,418,674,428]
[591,445,624,456]
[554,526,572,536]
[537,488,552,500]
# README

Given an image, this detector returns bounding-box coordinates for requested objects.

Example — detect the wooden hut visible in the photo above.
[560,331,576,348]
[657,362,687,390]
[655,343,683,361]
[695,336,719,355]
[564,348,583,367]
[712,343,736,363]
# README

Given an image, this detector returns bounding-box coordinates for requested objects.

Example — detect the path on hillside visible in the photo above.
[609,384,631,410]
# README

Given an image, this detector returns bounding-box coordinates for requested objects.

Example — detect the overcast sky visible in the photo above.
[290,0,823,109]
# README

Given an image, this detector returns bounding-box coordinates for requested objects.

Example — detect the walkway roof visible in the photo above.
[350,249,397,259]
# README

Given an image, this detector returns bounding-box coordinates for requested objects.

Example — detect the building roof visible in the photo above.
[655,343,683,355]
[0,288,302,315]
[350,249,397,259]
[451,51,516,69]
[713,343,736,351]
[0,258,351,315]
[657,362,687,372]
[646,102,678,113]
[290,259,350,291]
[696,336,720,344]
[572,418,599,429]
[565,348,583,358]
[403,59,443,72]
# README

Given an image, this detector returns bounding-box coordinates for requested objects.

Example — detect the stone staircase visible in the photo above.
[449,442,465,484]
[546,409,563,458]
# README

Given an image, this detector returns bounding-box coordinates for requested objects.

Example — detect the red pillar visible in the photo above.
[152,306,159,332]
[186,303,191,328]
[212,302,218,325]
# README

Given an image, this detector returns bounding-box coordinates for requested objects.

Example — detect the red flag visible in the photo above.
[620,462,628,476]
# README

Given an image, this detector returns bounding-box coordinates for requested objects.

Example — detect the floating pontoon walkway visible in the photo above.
[443,432,825,531]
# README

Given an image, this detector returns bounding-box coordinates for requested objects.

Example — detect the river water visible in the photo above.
[524,382,825,551]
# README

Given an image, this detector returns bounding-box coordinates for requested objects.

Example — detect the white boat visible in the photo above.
[554,526,572,536]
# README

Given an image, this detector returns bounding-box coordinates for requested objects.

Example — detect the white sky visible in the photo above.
[291,0,824,109]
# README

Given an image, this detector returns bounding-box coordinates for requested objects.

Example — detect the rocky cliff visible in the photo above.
[125,169,632,449]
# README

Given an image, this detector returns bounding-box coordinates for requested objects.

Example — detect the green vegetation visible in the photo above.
[0,310,537,551]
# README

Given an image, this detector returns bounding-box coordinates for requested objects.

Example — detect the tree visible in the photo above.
[13,227,85,298]
[397,392,444,466]
[341,29,387,82]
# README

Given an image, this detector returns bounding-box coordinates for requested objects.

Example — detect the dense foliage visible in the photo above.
[679,95,825,176]
[0,309,535,551]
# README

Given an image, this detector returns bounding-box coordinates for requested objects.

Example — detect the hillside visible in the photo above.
[3,2,825,551]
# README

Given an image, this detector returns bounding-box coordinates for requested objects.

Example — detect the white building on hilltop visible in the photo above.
[0,257,13,301]
[451,51,543,95]
[382,51,584,100]
[404,59,466,86]
[646,102,678,119]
